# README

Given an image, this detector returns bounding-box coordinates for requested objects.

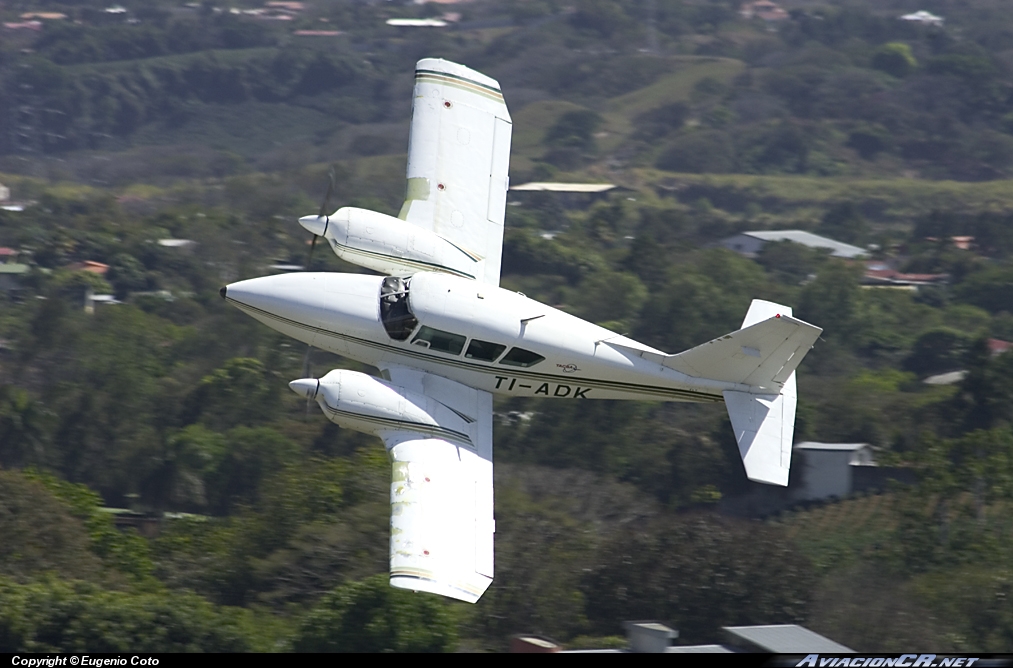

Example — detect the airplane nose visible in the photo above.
[289,378,319,400]
[222,272,385,348]
[299,214,328,237]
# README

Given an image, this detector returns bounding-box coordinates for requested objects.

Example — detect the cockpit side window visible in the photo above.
[380,276,418,341]
[465,339,507,362]
[412,326,466,355]
[499,347,545,368]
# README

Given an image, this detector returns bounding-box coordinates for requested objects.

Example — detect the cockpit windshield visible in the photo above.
[380,276,418,341]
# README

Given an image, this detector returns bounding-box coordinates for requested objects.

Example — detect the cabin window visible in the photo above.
[499,347,545,368]
[465,339,506,362]
[412,326,466,355]
[380,276,418,341]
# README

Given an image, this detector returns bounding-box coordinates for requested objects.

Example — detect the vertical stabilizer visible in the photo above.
[723,300,805,486]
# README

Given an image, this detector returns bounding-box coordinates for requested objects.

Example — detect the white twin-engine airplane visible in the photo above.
[221,59,822,604]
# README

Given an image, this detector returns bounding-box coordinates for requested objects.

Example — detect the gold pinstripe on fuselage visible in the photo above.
[226,297,723,403]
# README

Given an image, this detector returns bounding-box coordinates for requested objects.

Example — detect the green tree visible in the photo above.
[206,426,300,515]
[583,514,815,643]
[184,357,278,430]
[294,574,458,652]
[571,269,647,330]
[545,110,602,151]
[872,43,917,78]
[798,261,863,342]
[948,338,1013,431]
[0,387,48,468]
[954,265,1013,314]
[0,471,103,582]
[544,110,603,168]
[569,0,633,38]
[0,578,263,652]
[25,471,154,581]
[819,201,869,245]
[656,131,736,173]
[904,328,974,377]
[755,240,829,286]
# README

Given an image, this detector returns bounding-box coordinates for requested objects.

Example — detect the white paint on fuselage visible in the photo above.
[224,271,746,403]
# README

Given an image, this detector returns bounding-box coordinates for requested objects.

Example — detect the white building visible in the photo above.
[792,442,876,502]
[900,11,944,26]
[719,230,868,259]
[386,18,448,27]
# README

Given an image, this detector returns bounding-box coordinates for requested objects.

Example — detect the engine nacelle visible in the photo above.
[324,207,482,281]
[291,369,474,447]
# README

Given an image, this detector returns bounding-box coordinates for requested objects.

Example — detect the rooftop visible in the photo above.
[864,267,948,285]
[20,12,67,20]
[665,645,734,653]
[724,624,855,653]
[795,441,870,452]
[901,11,943,24]
[66,261,109,275]
[386,18,448,27]
[511,182,619,193]
[924,370,967,386]
[157,239,196,248]
[740,230,868,259]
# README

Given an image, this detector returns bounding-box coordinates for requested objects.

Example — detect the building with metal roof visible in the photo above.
[793,442,876,502]
[539,621,853,653]
[508,182,632,209]
[900,10,943,26]
[720,230,868,259]
[522,620,854,652]
[724,624,854,653]
[386,18,448,27]
[510,182,620,194]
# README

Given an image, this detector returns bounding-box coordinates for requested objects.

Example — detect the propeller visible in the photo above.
[295,165,336,419]
[302,165,336,272]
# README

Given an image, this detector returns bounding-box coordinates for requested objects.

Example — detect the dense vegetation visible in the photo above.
[4,0,1013,653]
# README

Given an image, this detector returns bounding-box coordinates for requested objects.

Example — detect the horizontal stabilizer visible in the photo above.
[663,312,821,393]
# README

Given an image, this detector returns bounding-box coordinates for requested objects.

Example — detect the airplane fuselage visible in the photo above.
[223,271,754,403]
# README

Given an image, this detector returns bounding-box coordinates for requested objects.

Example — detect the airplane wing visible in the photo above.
[379,365,495,603]
[396,59,512,287]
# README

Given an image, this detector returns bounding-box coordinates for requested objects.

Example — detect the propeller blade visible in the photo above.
[305,234,318,270]
[291,166,337,417]
[303,165,336,271]
[302,344,313,378]
[301,345,314,417]
[318,165,336,218]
